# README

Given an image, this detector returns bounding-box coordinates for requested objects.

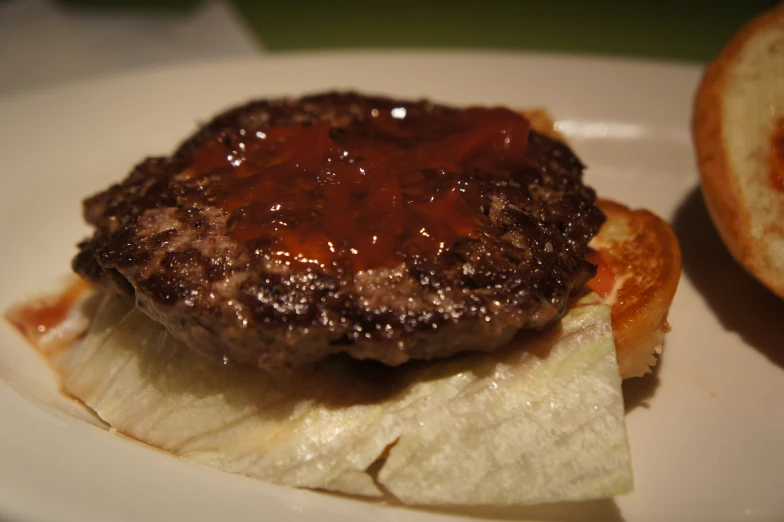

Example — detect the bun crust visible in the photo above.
[591,200,682,379]
[693,4,784,298]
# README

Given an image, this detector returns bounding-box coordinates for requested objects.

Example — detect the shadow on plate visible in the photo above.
[416,498,623,521]
[323,482,624,522]
[622,357,661,413]
[672,186,784,370]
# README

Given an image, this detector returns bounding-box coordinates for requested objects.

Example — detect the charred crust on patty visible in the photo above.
[73,92,605,371]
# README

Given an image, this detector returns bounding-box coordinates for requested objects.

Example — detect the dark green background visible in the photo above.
[58,1,779,63]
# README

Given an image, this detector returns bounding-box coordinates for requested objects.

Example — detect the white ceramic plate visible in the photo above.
[1,52,783,522]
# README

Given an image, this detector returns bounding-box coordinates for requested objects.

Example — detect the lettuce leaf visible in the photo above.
[50,293,631,505]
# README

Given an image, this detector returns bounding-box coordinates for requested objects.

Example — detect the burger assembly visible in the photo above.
[6,92,681,507]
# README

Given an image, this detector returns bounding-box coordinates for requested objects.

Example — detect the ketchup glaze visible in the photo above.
[186,98,531,272]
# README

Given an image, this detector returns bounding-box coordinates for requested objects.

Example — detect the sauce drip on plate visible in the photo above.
[4,278,91,348]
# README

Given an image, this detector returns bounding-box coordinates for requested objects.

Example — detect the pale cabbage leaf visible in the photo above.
[49,293,631,505]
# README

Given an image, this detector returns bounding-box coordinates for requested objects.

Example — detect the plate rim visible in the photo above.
[4,50,772,522]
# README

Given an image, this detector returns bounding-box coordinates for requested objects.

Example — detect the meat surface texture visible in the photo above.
[73,92,604,371]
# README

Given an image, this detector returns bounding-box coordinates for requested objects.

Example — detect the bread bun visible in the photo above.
[589,200,682,379]
[693,4,784,299]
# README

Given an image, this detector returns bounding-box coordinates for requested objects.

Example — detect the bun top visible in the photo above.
[693,4,784,299]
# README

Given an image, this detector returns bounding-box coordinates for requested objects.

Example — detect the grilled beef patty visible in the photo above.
[73,92,605,371]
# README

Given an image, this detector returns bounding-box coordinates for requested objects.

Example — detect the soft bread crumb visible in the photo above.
[693,4,784,298]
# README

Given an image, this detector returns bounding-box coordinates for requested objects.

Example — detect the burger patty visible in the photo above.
[73,92,605,371]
